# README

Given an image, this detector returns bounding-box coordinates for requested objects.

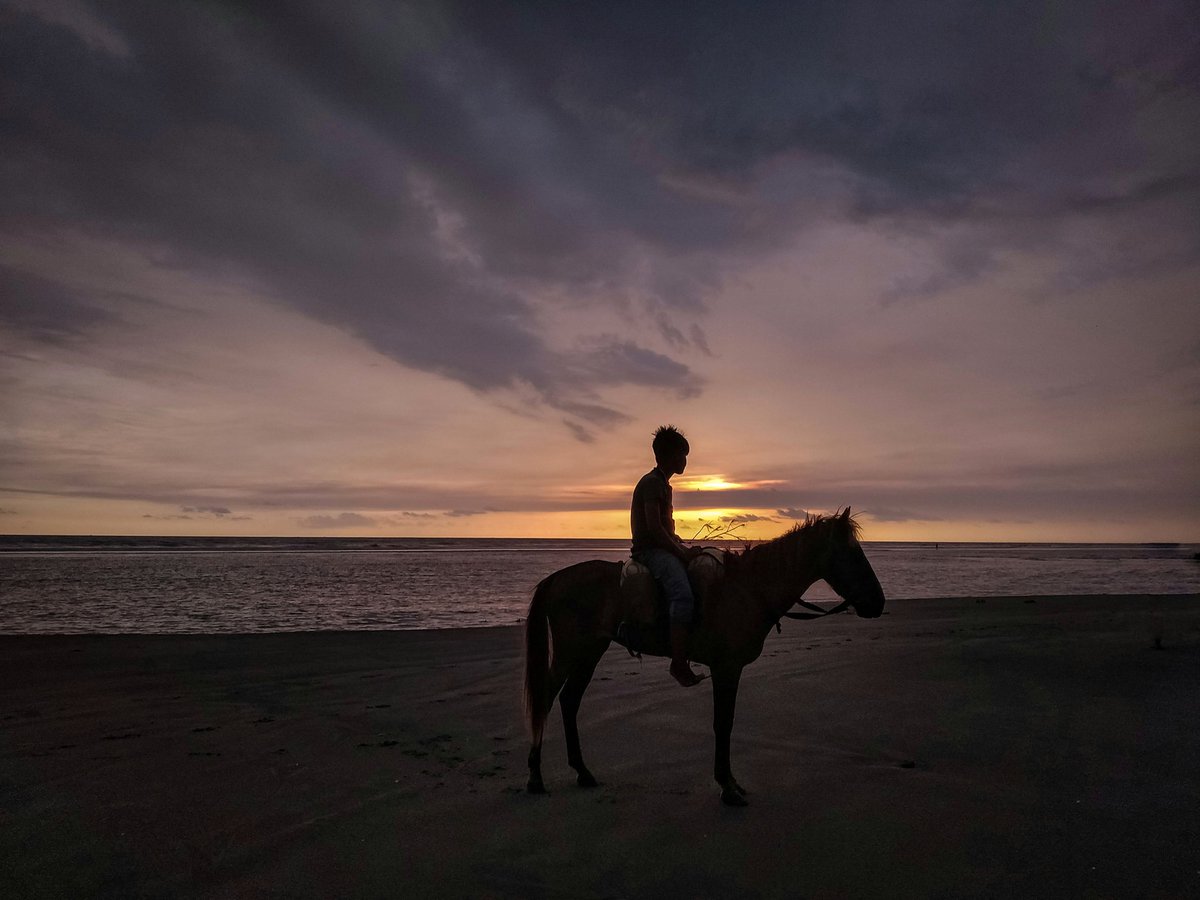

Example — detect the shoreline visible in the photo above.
[3,594,1198,898]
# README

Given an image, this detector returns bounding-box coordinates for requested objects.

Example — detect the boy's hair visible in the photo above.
[652,424,689,461]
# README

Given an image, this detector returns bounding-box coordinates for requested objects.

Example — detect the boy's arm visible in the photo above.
[643,500,694,563]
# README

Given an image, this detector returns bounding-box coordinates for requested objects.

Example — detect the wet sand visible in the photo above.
[2,595,1198,899]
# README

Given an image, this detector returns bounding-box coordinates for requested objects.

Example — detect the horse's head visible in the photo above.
[821,508,886,618]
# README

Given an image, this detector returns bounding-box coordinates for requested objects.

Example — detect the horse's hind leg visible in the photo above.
[560,643,607,788]
[527,665,567,795]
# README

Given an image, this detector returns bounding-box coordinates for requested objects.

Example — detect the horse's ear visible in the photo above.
[841,506,852,520]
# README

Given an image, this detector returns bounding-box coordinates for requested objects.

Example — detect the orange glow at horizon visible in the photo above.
[675,474,784,492]
[676,474,743,491]
[7,497,1194,543]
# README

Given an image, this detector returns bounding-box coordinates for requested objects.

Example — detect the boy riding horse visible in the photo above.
[630,425,706,687]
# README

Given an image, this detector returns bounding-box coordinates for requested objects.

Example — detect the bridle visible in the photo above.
[774,530,854,630]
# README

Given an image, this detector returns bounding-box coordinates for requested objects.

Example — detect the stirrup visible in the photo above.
[615,622,642,659]
[670,663,706,687]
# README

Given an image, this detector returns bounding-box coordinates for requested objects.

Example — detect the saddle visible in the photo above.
[612,550,723,654]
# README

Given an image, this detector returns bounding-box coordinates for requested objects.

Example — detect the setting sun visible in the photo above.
[677,475,743,491]
[676,475,785,492]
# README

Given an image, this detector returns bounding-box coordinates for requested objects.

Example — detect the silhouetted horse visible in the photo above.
[524,508,885,805]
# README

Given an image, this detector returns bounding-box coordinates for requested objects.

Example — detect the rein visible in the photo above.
[775,598,852,632]
[782,597,853,620]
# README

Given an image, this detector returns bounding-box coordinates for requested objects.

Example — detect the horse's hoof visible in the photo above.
[576,771,600,789]
[527,780,547,795]
[721,787,749,806]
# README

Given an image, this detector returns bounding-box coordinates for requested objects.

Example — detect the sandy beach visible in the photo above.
[2,594,1198,899]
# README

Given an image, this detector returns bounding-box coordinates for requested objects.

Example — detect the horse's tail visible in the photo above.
[523,572,555,744]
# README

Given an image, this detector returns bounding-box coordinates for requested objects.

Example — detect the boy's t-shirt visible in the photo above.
[630,467,673,554]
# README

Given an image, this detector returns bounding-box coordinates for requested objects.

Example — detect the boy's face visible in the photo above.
[664,448,688,476]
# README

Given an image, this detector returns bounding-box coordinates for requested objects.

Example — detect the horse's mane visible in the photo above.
[736,510,860,569]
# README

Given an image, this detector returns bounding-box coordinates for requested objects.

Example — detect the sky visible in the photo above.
[1,0,1198,542]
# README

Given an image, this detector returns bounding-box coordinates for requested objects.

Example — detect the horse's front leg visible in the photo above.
[712,664,748,806]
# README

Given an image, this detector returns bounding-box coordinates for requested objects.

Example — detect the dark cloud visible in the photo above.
[561,420,596,444]
[861,506,945,524]
[0,475,529,514]
[297,512,376,529]
[3,0,1197,429]
[567,337,699,395]
[776,507,809,520]
[143,505,250,521]
[881,240,1002,305]
[0,2,703,428]
[0,266,119,344]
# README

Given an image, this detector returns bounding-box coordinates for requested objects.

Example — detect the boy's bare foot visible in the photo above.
[670,661,706,687]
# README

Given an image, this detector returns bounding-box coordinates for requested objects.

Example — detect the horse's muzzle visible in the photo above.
[854,587,886,618]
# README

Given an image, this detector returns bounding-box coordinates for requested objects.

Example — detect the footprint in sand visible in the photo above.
[252,716,275,723]
[192,726,216,733]
[418,734,453,746]
[102,732,142,741]
[367,703,391,709]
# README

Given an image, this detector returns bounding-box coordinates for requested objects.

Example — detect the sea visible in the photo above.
[1,536,1198,635]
